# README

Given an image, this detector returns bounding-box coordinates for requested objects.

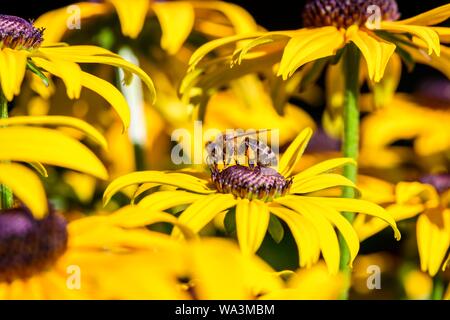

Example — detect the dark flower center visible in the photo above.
[211,165,292,201]
[0,14,44,50]
[420,174,450,194]
[0,206,68,283]
[302,0,400,28]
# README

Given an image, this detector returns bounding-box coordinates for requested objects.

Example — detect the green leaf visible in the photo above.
[268,214,285,244]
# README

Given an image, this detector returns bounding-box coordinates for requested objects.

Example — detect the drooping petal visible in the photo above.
[417,209,450,276]
[35,3,109,43]
[0,48,28,101]
[0,163,47,219]
[278,127,313,177]
[270,205,320,268]
[188,32,264,68]
[293,158,356,181]
[37,46,157,103]
[278,26,344,79]
[103,171,213,205]
[108,0,149,38]
[354,203,423,241]
[275,196,341,274]
[299,198,360,267]
[32,57,82,99]
[137,190,204,211]
[432,27,450,44]
[0,116,107,149]
[191,1,258,34]
[380,21,440,56]
[405,43,450,79]
[395,4,450,26]
[153,2,195,55]
[80,71,131,130]
[304,196,401,240]
[235,199,270,255]
[346,27,396,82]
[172,193,237,238]
[0,126,108,179]
[291,173,358,194]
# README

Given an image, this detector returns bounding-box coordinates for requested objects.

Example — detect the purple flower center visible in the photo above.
[0,206,68,283]
[419,174,450,194]
[0,15,44,50]
[302,0,400,28]
[211,165,292,201]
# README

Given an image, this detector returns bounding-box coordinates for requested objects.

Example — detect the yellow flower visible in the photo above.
[0,116,109,218]
[360,93,450,169]
[184,1,450,135]
[36,0,257,54]
[104,128,400,274]
[0,14,155,129]
[0,205,194,299]
[354,176,450,276]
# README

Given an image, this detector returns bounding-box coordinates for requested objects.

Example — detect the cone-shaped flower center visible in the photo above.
[211,165,292,201]
[420,174,450,194]
[302,0,400,28]
[0,206,68,283]
[0,14,44,50]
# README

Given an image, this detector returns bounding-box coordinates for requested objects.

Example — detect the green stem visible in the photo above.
[0,92,13,210]
[338,43,360,299]
[431,275,444,300]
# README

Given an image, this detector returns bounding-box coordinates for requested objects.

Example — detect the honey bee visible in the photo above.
[205,129,278,171]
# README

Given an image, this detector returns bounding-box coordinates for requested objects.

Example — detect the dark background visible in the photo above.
[2,0,449,29]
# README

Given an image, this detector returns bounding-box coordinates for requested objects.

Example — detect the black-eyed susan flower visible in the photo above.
[104,128,400,274]
[0,14,155,129]
[36,0,257,54]
[360,93,450,169]
[354,175,450,277]
[0,116,108,218]
[187,1,449,94]
[0,204,195,299]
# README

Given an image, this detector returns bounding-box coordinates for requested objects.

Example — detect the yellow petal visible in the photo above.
[395,4,450,26]
[106,205,197,240]
[103,171,213,205]
[300,198,360,267]
[0,163,47,218]
[153,2,195,55]
[347,27,396,82]
[32,57,82,99]
[138,190,204,211]
[172,193,237,238]
[279,127,313,177]
[191,1,257,34]
[270,205,320,268]
[405,42,450,79]
[37,46,156,103]
[278,27,344,79]
[380,21,440,56]
[0,126,108,179]
[80,71,131,130]
[291,173,358,194]
[294,158,356,181]
[433,27,450,44]
[417,209,450,276]
[189,32,263,68]
[275,196,341,274]
[28,162,48,177]
[35,3,109,44]
[108,0,149,38]
[0,116,107,149]
[235,199,270,255]
[0,48,28,101]
[305,196,401,240]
